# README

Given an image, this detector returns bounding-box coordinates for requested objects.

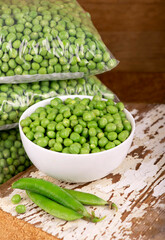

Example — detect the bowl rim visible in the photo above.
[19,95,135,157]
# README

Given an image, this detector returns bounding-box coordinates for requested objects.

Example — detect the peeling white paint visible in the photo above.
[153,179,165,197]
[96,158,158,195]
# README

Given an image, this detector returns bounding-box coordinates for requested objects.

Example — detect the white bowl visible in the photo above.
[19,95,135,183]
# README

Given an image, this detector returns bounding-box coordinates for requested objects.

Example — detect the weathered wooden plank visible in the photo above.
[0,104,164,240]
[102,32,165,59]
[78,0,165,72]
[98,31,165,72]
[79,0,165,4]
[99,72,165,103]
[79,2,165,32]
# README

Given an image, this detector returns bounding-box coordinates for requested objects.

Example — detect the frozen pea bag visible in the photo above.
[0,76,118,130]
[0,0,118,83]
[0,128,32,185]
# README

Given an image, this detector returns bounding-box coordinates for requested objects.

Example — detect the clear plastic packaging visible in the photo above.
[0,76,118,130]
[0,128,32,185]
[0,0,118,83]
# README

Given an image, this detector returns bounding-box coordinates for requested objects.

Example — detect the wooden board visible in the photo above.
[0,103,165,240]
[99,72,165,104]
[77,0,165,72]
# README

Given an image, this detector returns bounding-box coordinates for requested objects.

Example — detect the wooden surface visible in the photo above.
[78,0,165,72]
[99,72,165,104]
[78,0,165,103]
[0,103,165,240]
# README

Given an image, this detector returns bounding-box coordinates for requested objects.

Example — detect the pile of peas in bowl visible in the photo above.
[20,95,132,154]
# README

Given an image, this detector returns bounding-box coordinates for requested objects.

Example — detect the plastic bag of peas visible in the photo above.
[0,76,118,130]
[0,128,32,185]
[0,0,118,83]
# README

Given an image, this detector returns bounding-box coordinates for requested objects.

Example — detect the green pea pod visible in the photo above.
[26,190,83,221]
[63,188,118,211]
[12,178,97,221]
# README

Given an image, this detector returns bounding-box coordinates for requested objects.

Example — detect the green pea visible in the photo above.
[83,112,95,122]
[104,115,114,123]
[60,128,70,139]
[47,131,56,139]
[11,194,21,204]
[35,126,45,133]
[56,114,63,123]
[33,55,43,63]
[41,118,50,128]
[116,123,124,133]
[1,63,9,73]
[15,66,23,75]
[119,111,126,119]
[74,124,83,134]
[87,121,98,129]
[105,123,116,132]
[98,137,108,147]
[107,106,118,114]
[97,132,104,139]
[118,130,129,142]
[91,147,100,153]
[54,142,62,152]
[107,132,117,141]
[78,119,86,128]
[36,137,48,147]
[98,118,107,128]
[113,140,121,146]
[105,142,115,150]
[70,132,80,142]
[9,165,16,175]
[80,148,90,154]
[69,143,80,154]
[89,128,97,137]
[70,119,78,128]
[13,40,21,49]
[123,120,132,132]
[15,205,26,214]
[116,102,125,111]
[56,122,65,131]
[48,139,55,148]
[63,138,73,147]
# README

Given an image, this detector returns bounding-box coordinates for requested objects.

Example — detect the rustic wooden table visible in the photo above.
[0,103,165,240]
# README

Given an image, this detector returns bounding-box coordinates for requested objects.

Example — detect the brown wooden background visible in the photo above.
[78,0,165,103]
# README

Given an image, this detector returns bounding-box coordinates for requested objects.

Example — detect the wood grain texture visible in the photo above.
[0,103,165,240]
[78,0,165,72]
[99,72,165,103]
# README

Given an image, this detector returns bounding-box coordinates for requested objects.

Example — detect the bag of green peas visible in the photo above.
[0,0,118,83]
[0,76,118,130]
[0,128,32,185]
